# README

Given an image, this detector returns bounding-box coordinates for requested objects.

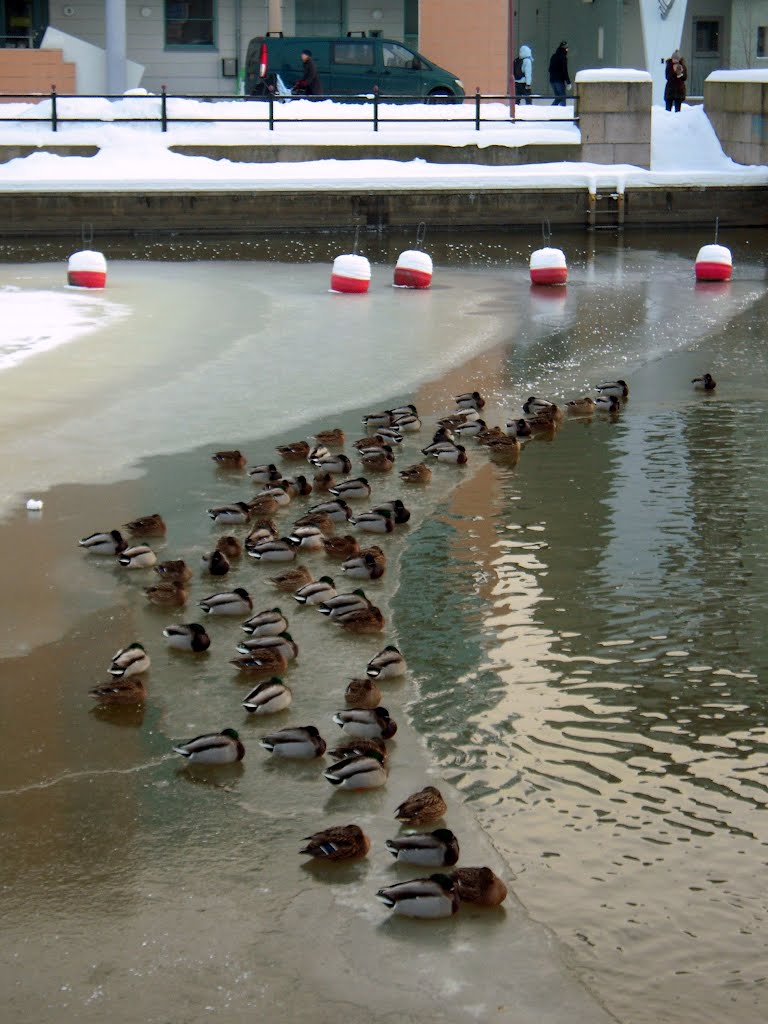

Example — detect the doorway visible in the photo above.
[690,18,722,95]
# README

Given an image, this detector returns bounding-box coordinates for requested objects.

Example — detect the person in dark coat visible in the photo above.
[298,49,323,97]
[664,50,687,112]
[548,41,570,106]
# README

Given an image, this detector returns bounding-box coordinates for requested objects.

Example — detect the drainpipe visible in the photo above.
[105,0,127,95]
[234,0,242,80]
[507,0,516,116]
[268,0,283,35]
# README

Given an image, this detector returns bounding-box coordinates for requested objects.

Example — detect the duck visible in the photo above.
[342,548,386,580]
[300,824,370,860]
[370,426,404,445]
[596,379,629,398]
[526,402,564,424]
[390,412,421,432]
[247,462,281,484]
[144,580,188,607]
[241,606,289,637]
[201,550,230,576]
[154,559,193,583]
[359,447,395,472]
[522,396,556,415]
[525,412,560,434]
[206,501,251,525]
[307,444,330,464]
[508,418,533,439]
[252,482,293,507]
[230,648,289,676]
[329,477,372,501]
[371,499,410,525]
[241,677,292,714]
[454,390,485,410]
[361,410,392,429]
[123,513,167,537]
[78,529,127,555]
[399,462,432,484]
[118,545,157,569]
[318,588,371,618]
[366,644,406,680]
[327,737,388,763]
[198,587,253,616]
[173,728,245,764]
[311,453,353,475]
[595,394,621,412]
[260,725,327,759]
[385,829,460,867]
[312,471,337,493]
[212,450,247,469]
[246,494,281,517]
[375,874,459,918]
[307,498,352,523]
[108,642,150,678]
[89,677,147,705]
[268,564,314,591]
[354,434,394,452]
[275,440,310,460]
[438,408,480,429]
[350,509,394,534]
[475,426,507,446]
[421,439,460,457]
[294,576,336,605]
[324,751,388,789]
[455,418,488,437]
[395,786,447,825]
[313,428,345,447]
[244,519,278,550]
[293,510,336,533]
[288,525,326,551]
[236,632,298,662]
[692,372,717,391]
[486,434,521,458]
[282,474,313,498]
[389,403,418,419]
[344,677,382,708]
[162,622,211,653]
[431,444,468,465]
[566,396,596,415]
[332,706,397,740]
[335,605,385,634]
[247,537,299,562]
[449,866,508,906]
[322,534,361,560]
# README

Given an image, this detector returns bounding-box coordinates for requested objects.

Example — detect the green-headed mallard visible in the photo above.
[595,394,620,412]
[198,587,253,616]
[391,412,421,432]
[350,509,394,535]
[260,725,326,758]
[341,548,386,580]
[173,727,244,764]
[240,607,288,637]
[376,874,459,918]
[692,373,717,391]
[323,751,388,789]
[311,452,353,475]
[332,706,397,740]
[241,677,292,714]
[236,631,298,661]
[454,390,485,410]
[371,499,410,525]
[431,444,468,465]
[344,677,382,708]
[307,498,352,523]
[329,477,372,501]
[385,828,460,867]
[254,483,293,507]
[162,622,211,652]
[395,786,447,825]
[318,589,371,619]
[247,537,299,563]
[118,545,157,569]
[294,576,336,605]
[124,513,167,537]
[361,410,393,428]
[596,379,629,398]
[300,824,370,860]
[366,644,406,680]
[201,550,230,577]
[247,462,281,484]
[244,519,278,550]
[207,501,251,525]
[78,529,126,555]
[109,642,150,678]
[288,525,326,551]
[450,866,508,906]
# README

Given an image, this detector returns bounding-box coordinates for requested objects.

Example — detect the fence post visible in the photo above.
[269,90,274,131]
[373,86,379,133]
[51,85,57,132]
[475,88,480,131]
[161,85,167,132]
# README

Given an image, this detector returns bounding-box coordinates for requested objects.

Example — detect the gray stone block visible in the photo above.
[626,81,652,111]
[577,81,628,114]
[579,114,606,144]
[605,112,651,144]
[613,143,650,168]
[580,142,616,164]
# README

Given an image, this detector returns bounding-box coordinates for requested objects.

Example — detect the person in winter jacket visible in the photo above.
[296,49,323,97]
[548,40,570,106]
[515,44,534,105]
[664,50,687,112]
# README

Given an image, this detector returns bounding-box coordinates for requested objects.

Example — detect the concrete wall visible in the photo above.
[576,75,652,169]
[704,71,768,164]
[730,0,768,67]
[0,48,76,98]
[421,0,507,94]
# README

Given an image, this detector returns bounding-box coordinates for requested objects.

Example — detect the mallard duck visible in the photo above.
[294,576,336,605]
[173,728,245,764]
[389,403,418,418]
[359,447,395,472]
[247,462,281,483]
[207,501,251,525]
[319,589,371,619]
[154,559,193,583]
[288,525,326,551]
[422,439,459,457]
[118,545,157,569]
[366,644,406,679]
[399,462,432,484]
[78,529,127,555]
[328,737,388,762]
[335,605,385,634]
[333,706,397,740]
[454,390,485,410]
[276,440,310,460]
[322,534,360,559]
[246,494,281,517]
[230,647,289,676]
[566,396,596,415]
[312,471,337,493]
[376,874,459,918]
[241,606,289,637]
[431,444,468,465]
[314,428,345,447]
[307,444,330,464]
[324,751,388,789]
[361,410,392,428]
[450,866,508,906]
[269,564,314,591]
[241,678,292,714]
[311,453,353,475]
[253,483,293,507]
[198,587,253,616]
[385,829,460,867]
[476,426,507,446]
[300,824,370,860]
[595,394,621,412]
[124,513,167,537]
[526,402,564,424]
[342,548,386,580]
[438,408,480,429]
[260,725,327,759]
[354,434,394,452]
[247,537,299,562]
[391,412,421,432]
[371,500,410,525]
[108,642,150,678]
[283,474,313,498]
[350,510,394,534]
[692,372,717,391]
[293,511,336,533]
[329,477,372,500]
[236,632,298,661]
[522,396,555,415]
[212,450,247,468]
[162,622,211,653]
[486,435,521,458]
[596,379,629,398]
[244,521,279,552]
[395,786,447,825]
[525,413,559,434]
[372,426,403,445]
[89,677,147,705]
[344,677,382,708]
[508,418,533,439]
[455,418,488,437]
[307,498,352,523]
[201,550,230,576]
[144,580,188,607]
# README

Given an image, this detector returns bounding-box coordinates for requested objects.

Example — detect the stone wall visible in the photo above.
[574,73,653,169]
[704,72,768,166]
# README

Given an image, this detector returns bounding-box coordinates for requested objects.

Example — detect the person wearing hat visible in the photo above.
[664,49,687,112]
[548,40,570,107]
[296,49,323,97]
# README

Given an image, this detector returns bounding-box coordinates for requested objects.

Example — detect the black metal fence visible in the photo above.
[0,86,579,133]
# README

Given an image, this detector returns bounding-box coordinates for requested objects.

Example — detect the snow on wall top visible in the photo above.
[575,69,653,84]
[706,70,768,84]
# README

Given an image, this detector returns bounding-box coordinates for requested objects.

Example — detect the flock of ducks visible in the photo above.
[79,369,715,919]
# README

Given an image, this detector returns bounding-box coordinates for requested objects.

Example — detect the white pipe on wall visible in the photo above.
[105,0,127,94]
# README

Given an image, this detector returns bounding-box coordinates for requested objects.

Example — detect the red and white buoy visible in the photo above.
[394,249,433,289]
[529,247,567,286]
[695,243,732,282]
[67,249,107,289]
[331,254,371,294]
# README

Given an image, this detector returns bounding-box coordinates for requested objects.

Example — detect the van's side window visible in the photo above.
[382,42,418,69]
[332,42,374,65]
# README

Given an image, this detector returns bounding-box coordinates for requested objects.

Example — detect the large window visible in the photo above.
[332,41,374,66]
[165,0,215,48]
[758,26,767,58]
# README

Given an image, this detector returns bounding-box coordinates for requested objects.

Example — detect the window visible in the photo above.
[332,42,374,66]
[694,19,720,56]
[382,42,418,69]
[165,1,215,48]
[758,26,767,58]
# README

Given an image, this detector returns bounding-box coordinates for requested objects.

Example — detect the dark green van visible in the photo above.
[244,34,464,103]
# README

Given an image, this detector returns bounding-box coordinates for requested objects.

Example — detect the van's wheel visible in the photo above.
[426,88,454,104]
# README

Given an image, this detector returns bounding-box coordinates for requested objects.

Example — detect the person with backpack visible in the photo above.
[548,40,570,106]
[514,45,534,105]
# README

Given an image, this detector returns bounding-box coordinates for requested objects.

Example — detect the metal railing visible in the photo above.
[0,86,578,133]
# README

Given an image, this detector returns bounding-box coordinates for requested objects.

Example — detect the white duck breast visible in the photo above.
[207,502,251,524]
[288,526,325,550]
[241,608,289,636]
[350,511,394,534]
[323,753,388,788]
[375,875,459,918]
[236,633,298,660]
[79,529,126,555]
[259,725,326,758]
[366,645,406,679]
[432,446,467,464]
[118,545,157,569]
[294,578,336,605]
[329,477,372,500]
[307,499,351,523]
[242,678,292,714]
[332,707,397,740]
[247,539,298,562]
[385,829,460,867]
[198,588,253,615]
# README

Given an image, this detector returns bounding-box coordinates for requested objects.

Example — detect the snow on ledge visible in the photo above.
[575,69,652,83]
[706,69,768,84]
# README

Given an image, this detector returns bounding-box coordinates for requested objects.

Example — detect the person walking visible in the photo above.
[297,48,323,97]
[548,40,570,107]
[514,44,534,105]
[664,50,687,112]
